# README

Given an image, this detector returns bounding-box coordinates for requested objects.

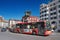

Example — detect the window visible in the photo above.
[42,15,43,17]
[50,13,53,15]
[54,12,56,15]
[40,13,42,14]
[52,21,56,24]
[43,15,44,17]
[41,11,44,13]
[51,17,53,19]
[42,8,44,9]
[50,7,56,11]
[50,4,52,6]
[43,18,44,20]
[59,10,60,13]
[54,17,57,19]
[59,15,60,18]
[51,17,57,19]
[44,6,47,8]
[45,18,48,20]
[45,18,46,20]
[45,14,48,16]
[40,16,41,18]
[42,18,44,20]
[44,10,47,12]
[46,18,48,19]
[58,5,60,8]
[53,7,56,10]
[23,24,28,29]
[59,20,60,23]
[16,24,23,28]
[42,19,43,20]
[50,8,53,11]
[53,3,55,5]
[45,14,47,16]
[50,12,56,15]
[58,0,60,2]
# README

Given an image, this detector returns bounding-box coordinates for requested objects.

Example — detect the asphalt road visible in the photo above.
[0,31,60,40]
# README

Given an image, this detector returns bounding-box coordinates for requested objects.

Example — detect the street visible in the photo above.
[0,31,60,40]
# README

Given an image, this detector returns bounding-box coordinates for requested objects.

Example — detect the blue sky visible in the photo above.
[0,0,50,20]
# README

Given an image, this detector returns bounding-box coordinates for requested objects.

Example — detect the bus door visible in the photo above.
[37,22,45,35]
[16,24,23,33]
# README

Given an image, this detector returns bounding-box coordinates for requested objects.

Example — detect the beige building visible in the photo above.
[9,19,22,28]
[0,16,8,28]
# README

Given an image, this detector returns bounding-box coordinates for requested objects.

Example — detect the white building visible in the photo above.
[40,4,49,21]
[49,0,60,31]
[0,20,8,28]
[0,16,8,28]
[40,0,60,31]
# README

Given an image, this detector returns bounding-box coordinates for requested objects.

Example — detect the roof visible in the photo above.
[0,20,8,23]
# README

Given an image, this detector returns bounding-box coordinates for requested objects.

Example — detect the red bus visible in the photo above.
[15,20,52,36]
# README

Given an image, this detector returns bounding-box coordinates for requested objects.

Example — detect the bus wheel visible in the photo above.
[32,32,36,35]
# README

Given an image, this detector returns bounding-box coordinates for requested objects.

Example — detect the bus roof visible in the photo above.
[17,20,46,25]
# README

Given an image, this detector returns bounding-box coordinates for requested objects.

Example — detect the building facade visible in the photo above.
[22,11,39,23]
[9,19,22,28]
[40,4,49,21]
[40,0,60,31]
[22,16,39,23]
[49,0,60,31]
[26,16,39,23]
[0,16,8,28]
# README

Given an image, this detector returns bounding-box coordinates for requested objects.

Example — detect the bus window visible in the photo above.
[30,25,33,29]
[30,24,37,29]
[41,22,45,29]
[37,22,45,29]
[34,24,38,28]
[23,24,27,29]
[23,24,31,29]
[16,24,23,28]
[20,24,23,28]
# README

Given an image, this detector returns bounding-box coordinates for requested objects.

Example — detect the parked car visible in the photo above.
[1,28,7,32]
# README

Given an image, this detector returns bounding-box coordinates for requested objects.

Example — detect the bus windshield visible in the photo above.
[16,24,23,28]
